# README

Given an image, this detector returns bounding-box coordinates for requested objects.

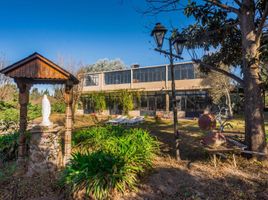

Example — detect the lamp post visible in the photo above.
[151,23,186,161]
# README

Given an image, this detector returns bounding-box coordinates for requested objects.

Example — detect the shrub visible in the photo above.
[62,126,159,199]
[0,132,19,162]
[28,103,42,120]
[0,132,31,163]
[0,101,17,110]
[52,102,66,113]
[0,108,19,125]
[62,151,141,200]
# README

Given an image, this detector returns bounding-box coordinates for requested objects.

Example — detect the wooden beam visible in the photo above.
[63,81,74,165]
[15,79,32,170]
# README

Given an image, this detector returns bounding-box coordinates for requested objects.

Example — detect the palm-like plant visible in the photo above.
[63,126,159,199]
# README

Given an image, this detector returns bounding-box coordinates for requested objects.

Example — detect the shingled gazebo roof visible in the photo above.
[0,52,79,84]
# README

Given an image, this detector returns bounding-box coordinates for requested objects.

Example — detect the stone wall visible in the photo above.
[27,125,64,176]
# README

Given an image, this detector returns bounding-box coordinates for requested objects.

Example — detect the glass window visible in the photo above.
[104,70,131,85]
[133,66,165,83]
[156,95,165,110]
[85,74,99,86]
[148,97,155,110]
[168,63,195,80]
[188,65,194,79]
[181,65,188,79]
[141,96,147,108]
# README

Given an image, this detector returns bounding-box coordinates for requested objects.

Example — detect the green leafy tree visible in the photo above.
[117,90,134,115]
[85,92,107,113]
[145,0,268,156]
[30,87,42,100]
[42,89,50,96]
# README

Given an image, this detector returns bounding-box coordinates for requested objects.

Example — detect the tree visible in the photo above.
[55,56,85,120]
[42,89,50,96]
[0,54,15,101]
[202,64,234,117]
[84,58,127,72]
[145,0,268,156]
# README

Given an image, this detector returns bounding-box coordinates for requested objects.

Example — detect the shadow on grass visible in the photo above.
[126,166,268,200]
[131,119,208,162]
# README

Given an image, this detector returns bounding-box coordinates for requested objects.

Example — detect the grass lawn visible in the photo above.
[1,113,268,200]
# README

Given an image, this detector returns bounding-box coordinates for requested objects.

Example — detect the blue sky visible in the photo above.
[0,0,195,69]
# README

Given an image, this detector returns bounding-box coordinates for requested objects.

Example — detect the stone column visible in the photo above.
[27,125,64,176]
[16,79,32,168]
[130,68,133,89]
[100,72,104,90]
[165,65,168,89]
[64,81,73,165]
[165,92,169,112]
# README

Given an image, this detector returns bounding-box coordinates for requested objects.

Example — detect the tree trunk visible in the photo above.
[225,86,233,118]
[240,1,267,156]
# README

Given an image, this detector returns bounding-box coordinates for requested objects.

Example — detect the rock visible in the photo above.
[27,125,64,176]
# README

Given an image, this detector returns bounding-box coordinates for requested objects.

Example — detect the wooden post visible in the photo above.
[64,81,73,165]
[16,79,32,168]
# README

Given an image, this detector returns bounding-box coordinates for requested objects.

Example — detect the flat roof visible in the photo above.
[84,61,194,75]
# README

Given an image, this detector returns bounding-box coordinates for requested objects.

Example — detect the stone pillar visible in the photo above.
[16,79,32,168]
[130,69,133,89]
[27,125,64,176]
[100,73,104,90]
[64,82,73,165]
[165,92,169,112]
[165,65,168,89]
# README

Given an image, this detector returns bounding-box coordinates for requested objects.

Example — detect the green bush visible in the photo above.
[0,108,19,123]
[0,132,31,163]
[28,103,42,120]
[0,132,19,162]
[62,151,141,200]
[52,102,66,113]
[0,101,17,110]
[0,101,19,125]
[62,126,159,199]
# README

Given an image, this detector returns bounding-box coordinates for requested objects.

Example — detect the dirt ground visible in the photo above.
[1,116,268,200]
[120,118,268,200]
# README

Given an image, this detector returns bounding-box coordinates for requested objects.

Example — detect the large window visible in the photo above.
[133,66,165,83]
[85,74,99,86]
[104,70,131,85]
[169,91,207,113]
[168,63,195,80]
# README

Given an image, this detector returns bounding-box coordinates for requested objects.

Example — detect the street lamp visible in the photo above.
[151,22,186,161]
[151,23,167,49]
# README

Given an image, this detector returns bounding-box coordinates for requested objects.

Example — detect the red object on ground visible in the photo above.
[201,131,226,147]
[198,114,216,131]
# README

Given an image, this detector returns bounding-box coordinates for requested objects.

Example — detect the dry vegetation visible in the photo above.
[120,117,268,200]
[1,114,268,200]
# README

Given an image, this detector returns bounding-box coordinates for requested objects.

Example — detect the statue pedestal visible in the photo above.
[27,125,64,176]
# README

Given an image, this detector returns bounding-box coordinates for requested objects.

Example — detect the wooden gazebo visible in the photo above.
[0,52,79,168]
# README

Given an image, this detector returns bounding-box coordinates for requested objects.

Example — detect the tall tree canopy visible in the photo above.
[145,0,268,156]
[84,58,127,72]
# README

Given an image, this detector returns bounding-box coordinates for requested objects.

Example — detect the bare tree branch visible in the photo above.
[143,0,186,15]
[205,0,240,14]
[234,0,242,7]
[193,59,244,86]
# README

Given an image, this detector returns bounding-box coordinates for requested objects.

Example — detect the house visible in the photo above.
[80,61,211,117]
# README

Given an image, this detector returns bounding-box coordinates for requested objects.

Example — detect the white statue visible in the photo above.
[41,95,52,127]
